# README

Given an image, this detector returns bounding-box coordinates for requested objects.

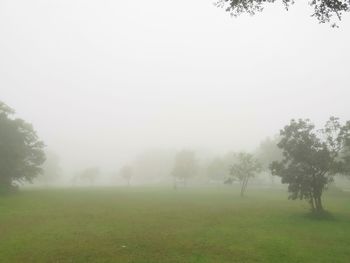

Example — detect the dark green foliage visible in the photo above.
[215,0,350,26]
[340,126,350,173]
[270,117,350,212]
[229,152,262,196]
[0,101,45,191]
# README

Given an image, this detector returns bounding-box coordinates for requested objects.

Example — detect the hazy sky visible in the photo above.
[1,0,350,171]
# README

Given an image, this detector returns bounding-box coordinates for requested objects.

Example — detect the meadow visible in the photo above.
[1,186,350,263]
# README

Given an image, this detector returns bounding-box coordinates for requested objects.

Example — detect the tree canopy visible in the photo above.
[215,0,350,26]
[255,136,283,171]
[270,117,350,212]
[0,101,45,191]
[206,157,228,182]
[79,167,99,185]
[229,152,262,196]
[172,150,196,187]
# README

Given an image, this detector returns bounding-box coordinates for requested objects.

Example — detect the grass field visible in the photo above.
[1,186,350,263]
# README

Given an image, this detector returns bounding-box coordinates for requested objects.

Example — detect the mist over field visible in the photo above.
[1,1,350,262]
[2,0,350,184]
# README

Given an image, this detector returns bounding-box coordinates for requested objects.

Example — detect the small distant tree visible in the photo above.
[222,151,239,184]
[37,151,61,186]
[120,165,133,186]
[206,157,228,183]
[270,117,350,213]
[131,149,175,183]
[0,101,45,192]
[255,136,283,184]
[256,137,283,170]
[229,152,262,197]
[172,150,196,188]
[74,167,99,185]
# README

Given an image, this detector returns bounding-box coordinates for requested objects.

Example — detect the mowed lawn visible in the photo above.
[1,186,350,263]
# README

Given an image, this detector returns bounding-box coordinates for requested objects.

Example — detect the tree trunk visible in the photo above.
[240,180,244,197]
[310,175,325,213]
[173,178,177,190]
[309,197,315,212]
[311,188,324,213]
[315,196,323,212]
[240,176,249,197]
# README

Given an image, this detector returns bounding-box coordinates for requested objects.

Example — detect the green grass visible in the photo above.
[1,186,350,263]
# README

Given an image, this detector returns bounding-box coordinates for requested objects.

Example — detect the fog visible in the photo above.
[1,0,350,182]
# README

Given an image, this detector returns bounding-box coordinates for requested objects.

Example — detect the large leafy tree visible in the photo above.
[270,117,350,212]
[0,101,45,191]
[216,0,350,26]
[229,152,262,197]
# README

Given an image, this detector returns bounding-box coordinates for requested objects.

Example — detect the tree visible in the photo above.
[0,101,45,192]
[120,165,133,186]
[131,149,175,183]
[229,152,262,196]
[36,151,61,185]
[73,167,99,185]
[215,0,350,26]
[256,136,283,170]
[270,117,350,213]
[255,136,283,184]
[342,145,350,173]
[172,150,196,188]
[206,157,228,182]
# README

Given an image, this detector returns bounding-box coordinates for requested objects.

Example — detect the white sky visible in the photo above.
[1,0,350,171]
